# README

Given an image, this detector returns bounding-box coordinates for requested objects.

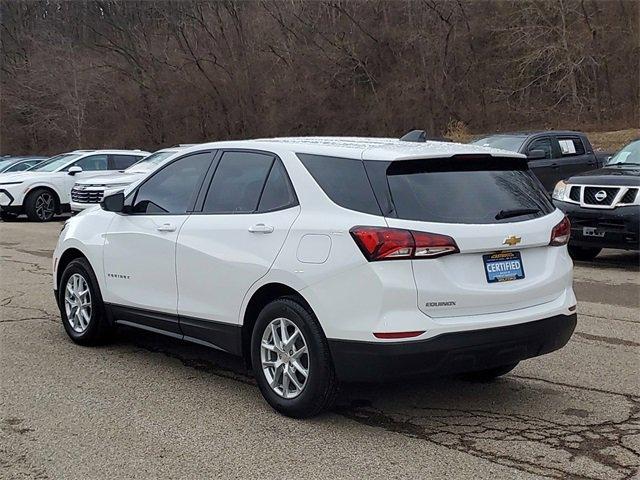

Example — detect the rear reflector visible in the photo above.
[373,331,425,339]
[550,216,571,246]
[350,226,459,261]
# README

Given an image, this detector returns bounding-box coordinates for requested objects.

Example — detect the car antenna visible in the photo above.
[399,130,427,142]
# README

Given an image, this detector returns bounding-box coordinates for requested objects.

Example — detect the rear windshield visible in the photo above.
[385,157,554,224]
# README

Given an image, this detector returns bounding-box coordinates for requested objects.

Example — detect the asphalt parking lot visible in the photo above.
[1,218,638,480]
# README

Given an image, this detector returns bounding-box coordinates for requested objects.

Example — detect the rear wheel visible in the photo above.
[251,297,338,418]
[25,188,57,222]
[461,362,519,382]
[58,258,112,345]
[568,245,602,261]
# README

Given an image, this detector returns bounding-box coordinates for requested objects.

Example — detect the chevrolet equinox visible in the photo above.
[53,137,577,418]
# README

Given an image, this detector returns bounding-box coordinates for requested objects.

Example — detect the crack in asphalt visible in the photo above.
[574,332,640,348]
[1,241,639,479]
[0,255,51,277]
[579,312,639,325]
[119,333,639,480]
[0,418,49,479]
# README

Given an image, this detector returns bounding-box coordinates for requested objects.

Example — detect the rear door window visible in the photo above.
[257,159,297,212]
[557,137,585,156]
[297,154,381,215]
[384,157,553,224]
[203,151,274,213]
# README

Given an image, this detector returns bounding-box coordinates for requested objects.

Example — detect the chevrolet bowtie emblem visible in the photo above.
[503,235,521,246]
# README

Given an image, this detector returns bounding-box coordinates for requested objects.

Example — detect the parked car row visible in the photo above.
[0,150,149,221]
[4,129,634,418]
[1,132,638,261]
[0,155,48,173]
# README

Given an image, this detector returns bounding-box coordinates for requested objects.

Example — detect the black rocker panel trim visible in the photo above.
[105,303,241,355]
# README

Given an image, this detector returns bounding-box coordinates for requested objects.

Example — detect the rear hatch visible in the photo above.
[369,156,568,319]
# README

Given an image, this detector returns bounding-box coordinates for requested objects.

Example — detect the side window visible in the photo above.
[557,137,585,156]
[203,151,274,213]
[257,159,297,212]
[72,154,108,171]
[111,155,142,170]
[527,138,553,160]
[132,152,212,214]
[297,154,381,215]
[6,161,31,172]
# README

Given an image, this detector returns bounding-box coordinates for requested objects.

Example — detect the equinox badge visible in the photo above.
[503,235,522,246]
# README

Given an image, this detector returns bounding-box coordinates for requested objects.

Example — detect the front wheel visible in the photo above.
[59,257,112,345]
[24,188,58,222]
[568,245,602,261]
[251,297,338,418]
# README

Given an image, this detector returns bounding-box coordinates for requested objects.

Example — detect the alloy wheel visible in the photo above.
[261,317,309,399]
[35,192,55,220]
[64,273,92,333]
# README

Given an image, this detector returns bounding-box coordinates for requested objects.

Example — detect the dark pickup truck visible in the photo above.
[472,131,609,192]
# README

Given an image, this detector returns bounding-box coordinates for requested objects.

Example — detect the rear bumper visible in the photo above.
[554,200,639,250]
[328,313,577,382]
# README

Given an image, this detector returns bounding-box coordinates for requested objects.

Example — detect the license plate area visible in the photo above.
[583,226,605,237]
[483,251,525,283]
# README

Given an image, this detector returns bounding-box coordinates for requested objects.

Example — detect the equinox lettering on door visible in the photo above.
[107,273,131,280]
[425,301,456,307]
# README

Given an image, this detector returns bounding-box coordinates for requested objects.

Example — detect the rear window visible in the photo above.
[384,157,554,224]
[557,137,585,156]
[112,155,142,170]
[472,136,526,152]
[297,154,382,215]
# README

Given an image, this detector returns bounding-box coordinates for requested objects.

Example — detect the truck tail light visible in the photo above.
[550,216,571,246]
[350,226,459,261]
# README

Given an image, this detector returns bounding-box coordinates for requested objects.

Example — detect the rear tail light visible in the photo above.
[550,216,571,246]
[350,226,459,261]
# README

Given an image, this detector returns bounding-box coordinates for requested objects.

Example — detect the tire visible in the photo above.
[461,362,519,382]
[251,297,338,418]
[24,188,58,222]
[58,257,112,345]
[0,211,18,222]
[568,245,602,261]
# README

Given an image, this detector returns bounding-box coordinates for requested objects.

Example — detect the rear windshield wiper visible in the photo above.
[495,208,540,220]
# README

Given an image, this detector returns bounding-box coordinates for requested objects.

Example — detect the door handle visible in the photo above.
[551,163,559,169]
[248,223,274,234]
[156,223,176,232]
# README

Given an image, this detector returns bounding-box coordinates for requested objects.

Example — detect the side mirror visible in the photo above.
[101,191,125,213]
[68,166,83,175]
[527,149,547,160]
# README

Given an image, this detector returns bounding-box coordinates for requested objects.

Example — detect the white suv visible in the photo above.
[53,137,577,417]
[70,148,182,212]
[0,149,149,221]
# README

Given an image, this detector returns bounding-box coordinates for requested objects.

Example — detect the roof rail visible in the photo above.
[399,130,427,142]
[172,144,196,148]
